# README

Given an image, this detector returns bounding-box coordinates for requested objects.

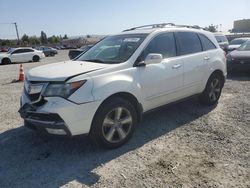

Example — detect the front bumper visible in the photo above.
[227,60,250,72]
[19,91,101,136]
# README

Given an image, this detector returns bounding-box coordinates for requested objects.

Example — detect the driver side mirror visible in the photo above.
[137,53,163,66]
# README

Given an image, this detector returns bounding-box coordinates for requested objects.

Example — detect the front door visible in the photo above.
[137,32,184,111]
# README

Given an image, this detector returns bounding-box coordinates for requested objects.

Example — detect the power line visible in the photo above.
[0,22,20,44]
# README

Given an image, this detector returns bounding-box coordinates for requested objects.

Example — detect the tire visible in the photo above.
[90,97,137,149]
[33,55,40,62]
[1,58,11,65]
[199,73,223,105]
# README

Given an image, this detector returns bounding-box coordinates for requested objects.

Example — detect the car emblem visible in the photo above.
[240,61,245,64]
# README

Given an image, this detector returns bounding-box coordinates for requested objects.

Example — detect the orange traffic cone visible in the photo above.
[19,64,25,81]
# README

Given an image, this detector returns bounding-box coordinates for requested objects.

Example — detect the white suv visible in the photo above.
[19,24,226,148]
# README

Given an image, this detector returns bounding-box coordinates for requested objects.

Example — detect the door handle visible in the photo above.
[172,64,182,69]
[204,56,210,60]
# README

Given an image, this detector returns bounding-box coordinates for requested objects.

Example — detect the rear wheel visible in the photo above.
[199,73,223,105]
[33,55,40,62]
[90,97,137,149]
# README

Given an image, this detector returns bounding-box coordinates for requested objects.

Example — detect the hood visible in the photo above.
[27,60,111,82]
[230,50,250,59]
[0,53,9,59]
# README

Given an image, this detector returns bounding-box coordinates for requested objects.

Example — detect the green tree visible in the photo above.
[29,36,40,45]
[21,34,29,45]
[63,34,68,39]
[204,25,217,33]
[40,31,48,44]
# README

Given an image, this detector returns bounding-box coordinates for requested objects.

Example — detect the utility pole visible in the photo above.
[13,22,20,45]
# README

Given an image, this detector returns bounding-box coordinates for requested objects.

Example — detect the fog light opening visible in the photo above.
[46,128,66,135]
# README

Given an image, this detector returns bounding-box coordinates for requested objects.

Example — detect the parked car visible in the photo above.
[228,38,250,52]
[227,40,250,72]
[37,46,58,57]
[19,24,226,148]
[0,47,45,64]
[0,47,9,52]
[214,33,229,51]
[68,45,93,59]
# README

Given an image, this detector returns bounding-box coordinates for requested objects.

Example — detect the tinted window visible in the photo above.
[12,49,23,54]
[23,49,34,53]
[142,32,176,59]
[199,34,217,51]
[229,39,248,45]
[175,32,202,55]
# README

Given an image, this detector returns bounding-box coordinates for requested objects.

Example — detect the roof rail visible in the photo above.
[123,23,204,32]
[123,23,175,32]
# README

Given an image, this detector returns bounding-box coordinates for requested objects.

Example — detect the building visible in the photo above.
[233,19,250,33]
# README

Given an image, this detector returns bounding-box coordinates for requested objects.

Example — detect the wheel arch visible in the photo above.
[210,69,225,87]
[93,92,143,126]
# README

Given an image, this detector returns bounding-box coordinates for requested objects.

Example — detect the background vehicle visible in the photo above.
[68,45,93,59]
[227,40,250,72]
[214,33,229,51]
[0,47,45,64]
[228,38,250,52]
[19,24,226,148]
[37,46,58,57]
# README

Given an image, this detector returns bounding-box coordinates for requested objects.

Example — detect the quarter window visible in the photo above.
[142,32,176,59]
[175,32,202,55]
[199,34,217,51]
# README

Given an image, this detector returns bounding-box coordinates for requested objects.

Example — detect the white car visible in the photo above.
[0,47,45,64]
[19,24,226,148]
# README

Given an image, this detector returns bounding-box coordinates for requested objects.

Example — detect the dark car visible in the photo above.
[68,45,93,59]
[227,38,250,52]
[227,40,250,72]
[38,46,58,57]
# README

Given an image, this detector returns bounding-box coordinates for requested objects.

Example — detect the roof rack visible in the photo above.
[123,23,204,32]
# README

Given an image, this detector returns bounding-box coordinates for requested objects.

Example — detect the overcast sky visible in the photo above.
[0,0,250,39]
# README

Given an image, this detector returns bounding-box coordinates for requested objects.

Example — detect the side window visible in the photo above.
[175,32,202,55]
[142,32,176,59]
[199,34,217,51]
[12,49,23,54]
[23,49,34,53]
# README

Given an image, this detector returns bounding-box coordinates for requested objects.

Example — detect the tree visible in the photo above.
[29,36,40,45]
[86,35,91,38]
[40,31,48,44]
[21,34,29,45]
[204,25,217,33]
[63,34,68,39]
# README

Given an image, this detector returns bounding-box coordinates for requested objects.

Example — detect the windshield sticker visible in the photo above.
[123,38,140,42]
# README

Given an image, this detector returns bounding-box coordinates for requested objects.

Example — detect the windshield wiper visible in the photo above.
[84,59,105,64]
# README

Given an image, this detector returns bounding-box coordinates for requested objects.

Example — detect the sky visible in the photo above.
[0,0,250,39]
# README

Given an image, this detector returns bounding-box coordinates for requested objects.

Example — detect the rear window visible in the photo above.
[175,32,202,55]
[199,34,217,51]
[215,35,228,43]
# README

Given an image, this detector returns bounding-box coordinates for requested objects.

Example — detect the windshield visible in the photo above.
[77,34,148,64]
[7,48,15,54]
[229,39,248,45]
[237,41,250,51]
[215,35,227,43]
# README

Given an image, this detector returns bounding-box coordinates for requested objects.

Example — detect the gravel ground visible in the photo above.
[0,50,249,188]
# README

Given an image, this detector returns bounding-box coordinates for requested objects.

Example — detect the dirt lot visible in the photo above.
[0,50,249,188]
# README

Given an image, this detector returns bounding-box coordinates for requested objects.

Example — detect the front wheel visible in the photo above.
[199,73,223,105]
[90,97,137,149]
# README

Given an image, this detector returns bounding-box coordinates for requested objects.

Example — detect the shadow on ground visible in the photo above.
[0,98,216,187]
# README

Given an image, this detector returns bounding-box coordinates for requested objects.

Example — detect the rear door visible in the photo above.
[175,32,207,96]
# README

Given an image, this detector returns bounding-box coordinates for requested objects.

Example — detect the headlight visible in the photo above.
[42,80,86,98]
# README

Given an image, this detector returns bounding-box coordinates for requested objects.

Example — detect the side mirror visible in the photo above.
[144,53,163,65]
